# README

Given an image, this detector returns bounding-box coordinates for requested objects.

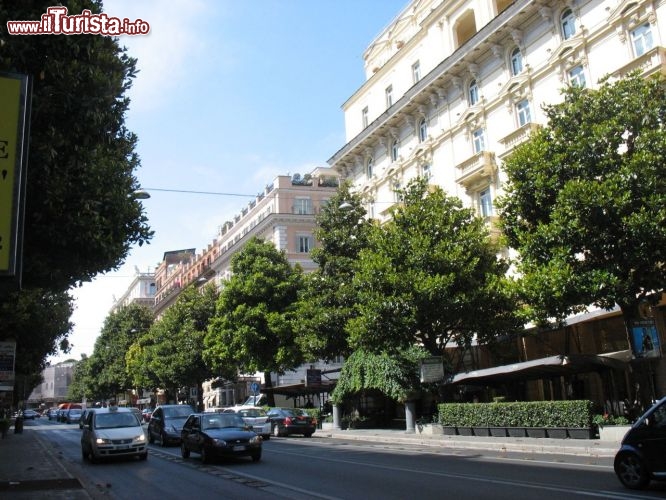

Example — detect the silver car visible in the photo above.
[225,406,272,439]
[81,406,147,463]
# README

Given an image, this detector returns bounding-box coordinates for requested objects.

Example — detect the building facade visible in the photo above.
[329,0,665,411]
[27,361,76,406]
[148,168,343,409]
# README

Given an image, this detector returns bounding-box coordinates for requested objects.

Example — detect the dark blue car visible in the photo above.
[614,396,666,489]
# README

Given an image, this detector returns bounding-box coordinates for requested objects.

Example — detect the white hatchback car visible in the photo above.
[81,406,147,463]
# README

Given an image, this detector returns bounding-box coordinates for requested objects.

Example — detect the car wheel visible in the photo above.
[159,431,168,447]
[304,433,312,438]
[81,447,87,461]
[251,451,261,462]
[273,424,281,437]
[615,452,650,490]
[181,442,190,459]
[201,446,210,464]
[139,452,148,461]
[148,430,155,444]
[262,434,270,440]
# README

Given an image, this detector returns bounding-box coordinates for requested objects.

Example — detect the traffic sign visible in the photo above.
[250,382,260,394]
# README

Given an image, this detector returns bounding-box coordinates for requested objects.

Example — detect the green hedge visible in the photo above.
[438,400,593,428]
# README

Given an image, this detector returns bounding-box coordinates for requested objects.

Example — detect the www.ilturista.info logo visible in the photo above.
[6,6,150,36]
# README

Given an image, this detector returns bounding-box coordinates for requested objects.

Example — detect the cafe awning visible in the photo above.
[262,380,337,398]
[447,353,628,386]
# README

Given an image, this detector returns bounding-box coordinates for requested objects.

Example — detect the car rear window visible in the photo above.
[163,406,193,418]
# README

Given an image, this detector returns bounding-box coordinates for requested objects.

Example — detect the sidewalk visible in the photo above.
[0,425,91,499]
[319,427,619,458]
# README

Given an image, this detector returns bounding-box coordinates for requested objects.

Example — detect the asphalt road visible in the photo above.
[32,420,666,500]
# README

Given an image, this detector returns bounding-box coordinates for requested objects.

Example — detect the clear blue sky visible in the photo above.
[50,0,408,363]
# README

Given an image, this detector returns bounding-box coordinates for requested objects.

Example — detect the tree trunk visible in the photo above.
[264,371,275,407]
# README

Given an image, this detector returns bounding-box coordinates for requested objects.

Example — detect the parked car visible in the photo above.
[224,406,271,439]
[46,407,59,420]
[180,412,262,463]
[21,409,40,420]
[147,405,193,446]
[141,408,153,423]
[65,408,83,424]
[614,396,666,490]
[79,408,96,429]
[81,406,147,463]
[266,407,316,437]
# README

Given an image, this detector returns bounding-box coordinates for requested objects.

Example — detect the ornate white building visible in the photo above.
[328,0,666,406]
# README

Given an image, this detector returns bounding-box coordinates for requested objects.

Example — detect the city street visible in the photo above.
[29,419,665,500]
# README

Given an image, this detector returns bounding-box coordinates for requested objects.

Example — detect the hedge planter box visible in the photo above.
[457,426,474,436]
[472,426,491,437]
[598,425,631,441]
[442,426,457,436]
[568,427,594,439]
[546,428,568,439]
[526,427,547,438]
[507,427,527,438]
[490,427,508,437]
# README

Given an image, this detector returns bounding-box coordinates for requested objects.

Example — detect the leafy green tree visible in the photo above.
[67,355,94,402]
[348,178,520,365]
[205,237,303,406]
[141,284,218,410]
[498,73,666,329]
[87,303,153,401]
[0,0,152,392]
[331,346,430,404]
[294,182,372,361]
[0,0,153,292]
[0,288,72,405]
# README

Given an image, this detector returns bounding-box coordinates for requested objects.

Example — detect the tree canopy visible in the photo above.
[294,182,372,361]
[498,72,666,325]
[0,0,152,393]
[347,178,520,362]
[204,237,304,401]
[84,303,153,401]
[137,284,218,408]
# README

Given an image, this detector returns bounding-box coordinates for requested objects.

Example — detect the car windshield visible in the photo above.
[163,406,192,419]
[95,412,140,429]
[202,414,244,430]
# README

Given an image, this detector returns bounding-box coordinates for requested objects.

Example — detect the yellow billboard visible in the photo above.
[0,73,30,279]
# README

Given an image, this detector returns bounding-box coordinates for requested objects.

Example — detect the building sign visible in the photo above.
[0,341,17,391]
[0,72,30,281]
[305,369,322,387]
[420,356,445,383]
[629,319,662,360]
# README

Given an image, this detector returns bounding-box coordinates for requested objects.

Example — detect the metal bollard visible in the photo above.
[14,415,23,434]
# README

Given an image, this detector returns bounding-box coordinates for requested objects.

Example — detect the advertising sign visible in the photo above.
[629,319,662,360]
[420,356,445,383]
[0,341,17,391]
[0,72,30,281]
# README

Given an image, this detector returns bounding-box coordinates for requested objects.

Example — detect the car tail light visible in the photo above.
[284,417,292,425]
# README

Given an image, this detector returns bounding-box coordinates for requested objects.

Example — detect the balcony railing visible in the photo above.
[454,151,497,188]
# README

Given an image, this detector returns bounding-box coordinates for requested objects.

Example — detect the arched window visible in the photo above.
[561,8,576,40]
[510,47,523,76]
[391,139,399,162]
[366,157,373,178]
[468,79,479,105]
[418,118,428,142]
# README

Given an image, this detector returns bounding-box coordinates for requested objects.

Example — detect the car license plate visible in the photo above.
[117,445,129,450]
[233,445,246,451]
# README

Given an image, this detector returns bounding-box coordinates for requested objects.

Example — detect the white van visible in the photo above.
[81,406,147,463]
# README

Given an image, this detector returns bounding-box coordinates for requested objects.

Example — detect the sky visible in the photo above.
[48,0,409,363]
